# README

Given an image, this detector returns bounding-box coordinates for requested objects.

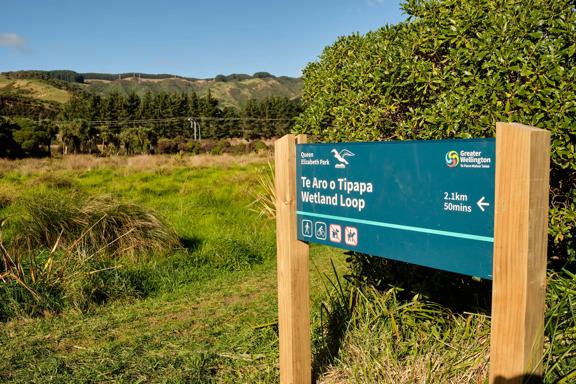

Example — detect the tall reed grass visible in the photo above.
[0,190,182,320]
[248,162,276,219]
[314,263,489,383]
[9,191,180,260]
[314,262,576,383]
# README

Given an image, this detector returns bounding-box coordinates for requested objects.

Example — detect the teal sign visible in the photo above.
[296,139,496,279]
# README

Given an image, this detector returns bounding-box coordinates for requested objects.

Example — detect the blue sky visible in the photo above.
[0,0,406,78]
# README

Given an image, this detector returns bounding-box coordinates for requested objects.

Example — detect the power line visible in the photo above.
[54,116,296,126]
[86,116,295,124]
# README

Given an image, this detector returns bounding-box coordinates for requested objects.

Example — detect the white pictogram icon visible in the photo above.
[344,226,358,246]
[315,222,327,240]
[302,219,313,237]
[329,224,342,243]
[331,149,355,169]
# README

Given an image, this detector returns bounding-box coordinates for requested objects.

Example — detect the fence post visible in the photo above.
[275,134,311,384]
[490,123,550,383]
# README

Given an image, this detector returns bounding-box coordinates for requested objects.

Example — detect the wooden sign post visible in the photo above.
[275,134,311,384]
[490,123,550,383]
[274,123,550,383]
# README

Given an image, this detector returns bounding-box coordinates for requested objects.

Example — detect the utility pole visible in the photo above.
[188,118,196,140]
[188,118,201,141]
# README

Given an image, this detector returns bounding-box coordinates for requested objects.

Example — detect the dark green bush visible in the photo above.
[249,140,269,153]
[226,143,249,155]
[156,138,179,154]
[187,140,201,154]
[210,139,231,155]
[295,0,576,265]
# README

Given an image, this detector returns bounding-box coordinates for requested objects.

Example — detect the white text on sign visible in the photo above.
[299,176,374,212]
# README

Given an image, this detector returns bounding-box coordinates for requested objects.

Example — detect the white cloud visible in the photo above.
[0,33,29,52]
[366,0,387,6]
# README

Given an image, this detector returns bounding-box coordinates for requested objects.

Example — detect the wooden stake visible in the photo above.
[490,123,550,383]
[275,134,311,384]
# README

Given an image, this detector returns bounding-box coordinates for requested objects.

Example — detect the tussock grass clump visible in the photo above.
[0,190,181,320]
[543,269,576,382]
[11,191,181,260]
[313,262,490,383]
[29,174,78,190]
[0,239,156,320]
[248,163,275,220]
[314,263,576,383]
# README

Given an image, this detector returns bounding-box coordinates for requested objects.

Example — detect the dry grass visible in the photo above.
[247,162,276,219]
[0,153,271,176]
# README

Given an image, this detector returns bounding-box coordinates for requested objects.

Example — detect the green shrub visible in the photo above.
[295,0,576,265]
[249,140,269,153]
[187,140,201,155]
[209,139,231,155]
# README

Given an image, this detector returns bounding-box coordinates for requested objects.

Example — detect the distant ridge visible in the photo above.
[1,70,302,109]
[2,69,299,83]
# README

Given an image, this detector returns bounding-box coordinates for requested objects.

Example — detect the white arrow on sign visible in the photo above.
[477,196,490,212]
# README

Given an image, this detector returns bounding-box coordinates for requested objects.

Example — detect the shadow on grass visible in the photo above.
[312,259,354,382]
[347,253,493,314]
[312,300,351,382]
[180,236,202,252]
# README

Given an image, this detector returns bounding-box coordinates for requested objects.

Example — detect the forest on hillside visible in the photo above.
[0,82,302,158]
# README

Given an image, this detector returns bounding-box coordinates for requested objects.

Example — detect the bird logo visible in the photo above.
[331,149,355,169]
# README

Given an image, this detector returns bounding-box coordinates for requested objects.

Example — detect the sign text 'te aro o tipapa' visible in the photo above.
[296,139,495,279]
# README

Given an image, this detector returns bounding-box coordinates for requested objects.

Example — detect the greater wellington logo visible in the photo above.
[445,150,460,168]
[331,149,355,169]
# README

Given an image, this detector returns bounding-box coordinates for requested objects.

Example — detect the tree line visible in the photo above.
[0,89,302,158]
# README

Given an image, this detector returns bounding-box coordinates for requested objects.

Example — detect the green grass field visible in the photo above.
[0,154,574,383]
[0,155,347,383]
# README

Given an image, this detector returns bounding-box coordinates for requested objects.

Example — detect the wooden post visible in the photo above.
[490,123,550,383]
[275,134,311,384]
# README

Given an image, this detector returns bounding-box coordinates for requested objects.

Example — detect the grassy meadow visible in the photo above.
[0,154,348,383]
[0,154,574,383]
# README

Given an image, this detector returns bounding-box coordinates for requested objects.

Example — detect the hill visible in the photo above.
[1,70,303,109]
[83,75,302,109]
[0,74,71,104]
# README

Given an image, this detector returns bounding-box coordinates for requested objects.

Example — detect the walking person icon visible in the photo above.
[302,220,313,237]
